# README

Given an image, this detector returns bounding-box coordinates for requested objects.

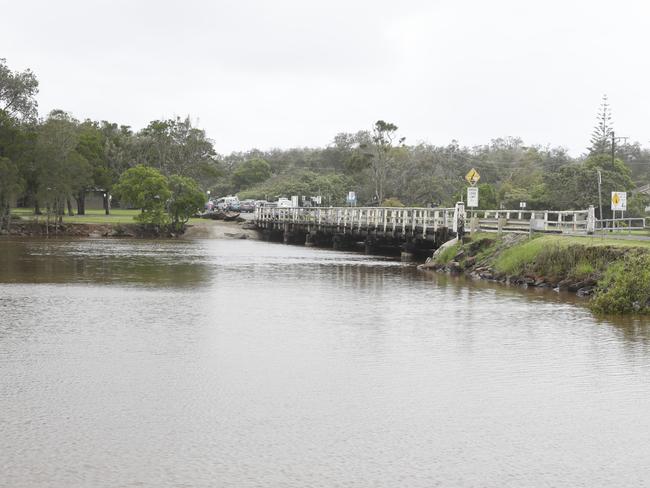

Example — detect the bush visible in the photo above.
[382,197,405,207]
[591,253,650,314]
[113,165,171,227]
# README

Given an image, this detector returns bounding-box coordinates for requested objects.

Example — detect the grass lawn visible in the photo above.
[12,208,140,224]
[11,208,205,225]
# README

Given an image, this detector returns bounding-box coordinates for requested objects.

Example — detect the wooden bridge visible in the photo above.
[253,204,599,258]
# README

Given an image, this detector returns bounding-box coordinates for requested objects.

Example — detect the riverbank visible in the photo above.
[1,218,261,240]
[420,233,650,314]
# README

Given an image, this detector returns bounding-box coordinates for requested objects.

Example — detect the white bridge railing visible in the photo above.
[255,205,605,236]
[465,209,594,234]
[255,206,456,236]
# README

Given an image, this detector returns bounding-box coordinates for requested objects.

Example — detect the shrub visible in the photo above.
[591,253,650,314]
[382,197,405,207]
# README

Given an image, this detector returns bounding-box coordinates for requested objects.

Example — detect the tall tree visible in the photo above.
[589,94,613,155]
[35,110,92,220]
[138,116,220,184]
[0,58,39,122]
[354,121,405,204]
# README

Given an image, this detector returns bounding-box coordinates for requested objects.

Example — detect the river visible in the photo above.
[1,237,650,487]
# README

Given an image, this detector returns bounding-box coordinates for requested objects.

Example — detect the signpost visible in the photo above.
[347,191,357,206]
[467,187,479,207]
[611,191,627,227]
[519,201,527,209]
[611,191,626,211]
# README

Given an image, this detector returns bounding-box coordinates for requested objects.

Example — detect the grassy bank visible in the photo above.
[426,233,650,315]
[10,208,204,224]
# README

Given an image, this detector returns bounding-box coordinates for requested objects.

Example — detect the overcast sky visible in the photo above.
[2,0,649,155]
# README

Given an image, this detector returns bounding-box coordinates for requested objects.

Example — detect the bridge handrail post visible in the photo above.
[453,202,465,240]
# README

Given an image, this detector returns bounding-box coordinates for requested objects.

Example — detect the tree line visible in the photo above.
[2,58,649,232]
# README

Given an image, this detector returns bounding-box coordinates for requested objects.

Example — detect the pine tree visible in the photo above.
[589,94,613,155]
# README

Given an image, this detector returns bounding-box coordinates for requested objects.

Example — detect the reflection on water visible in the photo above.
[1,237,650,488]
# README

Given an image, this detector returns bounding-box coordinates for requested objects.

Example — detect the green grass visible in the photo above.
[547,234,650,249]
[12,208,140,224]
[11,208,205,225]
[492,234,650,278]
[434,242,461,264]
[492,236,547,275]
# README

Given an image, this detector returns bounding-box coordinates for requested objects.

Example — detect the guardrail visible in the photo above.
[466,209,594,234]
[255,206,456,237]
[255,205,617,236]
[596,217,647,233]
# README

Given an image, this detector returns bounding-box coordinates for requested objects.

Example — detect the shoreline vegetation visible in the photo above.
[419,233,650,315]
[2,208,260,240]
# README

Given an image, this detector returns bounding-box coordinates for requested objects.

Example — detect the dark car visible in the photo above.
[240,200,256,213]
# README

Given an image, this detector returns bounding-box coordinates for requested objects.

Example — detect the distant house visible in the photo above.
[84,189,108,210]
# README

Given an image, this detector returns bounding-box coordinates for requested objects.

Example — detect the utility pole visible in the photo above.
[610,131,629,224]
[597,169,603,233]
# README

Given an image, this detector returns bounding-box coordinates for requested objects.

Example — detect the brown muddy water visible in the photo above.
[1,237,650,487]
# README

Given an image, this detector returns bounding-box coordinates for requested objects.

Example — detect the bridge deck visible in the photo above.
[255,206,597,236]
[255,206,456,239]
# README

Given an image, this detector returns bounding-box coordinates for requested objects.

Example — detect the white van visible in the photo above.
[215,196,240,211]
[277,198,293,208]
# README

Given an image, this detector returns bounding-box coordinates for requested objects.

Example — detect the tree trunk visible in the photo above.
[67,198,74,217]
[75,190,86,215]
[34,199,41,215]
[0,199,8,232]
[103,193,111,215]
[57,199,65,224]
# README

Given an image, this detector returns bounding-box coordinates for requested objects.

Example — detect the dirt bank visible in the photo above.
[1,219,262,240]
[182,220,262,240]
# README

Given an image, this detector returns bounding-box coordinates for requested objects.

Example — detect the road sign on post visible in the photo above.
[465,168,480,186]
[611,191,627,211]
[467,187,479,207]
[519,201,527,209]
[347,191,356,206]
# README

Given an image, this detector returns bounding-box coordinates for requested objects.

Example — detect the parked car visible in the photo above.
[215,196,240,211]
[240,199,256,213]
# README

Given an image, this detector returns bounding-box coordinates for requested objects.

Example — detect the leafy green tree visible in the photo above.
[0,58,39,122]
[138,116,220,184]
[543,155,632,216]
[113,165,171,226]
[354,121,405,204]
[75,120,109,214]
[167,175,205,232]
[232,158,271,190]
[35,110,92,220]
[476,183,498,209]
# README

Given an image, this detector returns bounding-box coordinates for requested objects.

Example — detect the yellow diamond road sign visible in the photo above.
[611,191,627,211]
[465,168,480,185]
